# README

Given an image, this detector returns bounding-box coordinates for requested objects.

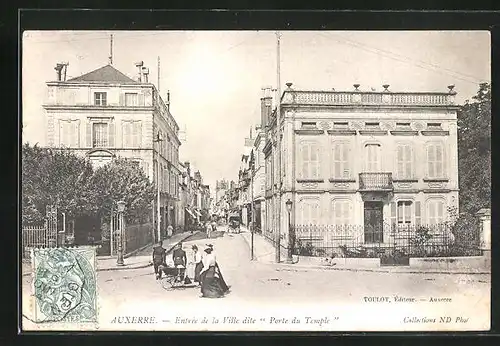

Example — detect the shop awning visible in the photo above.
[185,208,196,218]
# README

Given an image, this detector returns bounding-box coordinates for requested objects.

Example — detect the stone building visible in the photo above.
[43,62,181,233]
[264,83,459,249]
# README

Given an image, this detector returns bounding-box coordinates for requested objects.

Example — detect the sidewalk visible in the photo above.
[22,231,198,276]
[239,230,490,275]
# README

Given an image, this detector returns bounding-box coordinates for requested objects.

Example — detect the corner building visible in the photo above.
[264,83,460,249]
[43,63,181,233]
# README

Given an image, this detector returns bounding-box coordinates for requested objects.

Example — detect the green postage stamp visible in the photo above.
[32,247,97,323]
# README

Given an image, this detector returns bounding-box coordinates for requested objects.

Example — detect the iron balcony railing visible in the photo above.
[359,172,393,191]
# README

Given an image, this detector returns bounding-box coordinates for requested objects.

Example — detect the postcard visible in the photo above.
[21,30,491,332]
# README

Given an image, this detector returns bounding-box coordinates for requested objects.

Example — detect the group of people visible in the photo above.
[205,220,217,239]
[152,240,230,298]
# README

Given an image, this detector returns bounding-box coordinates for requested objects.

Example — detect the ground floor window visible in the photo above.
[397,201,413,225]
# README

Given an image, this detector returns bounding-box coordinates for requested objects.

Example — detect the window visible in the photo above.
[396,122,411,130]
[59,120,80,147]
[332,141,351,178]
[94,92,107,106]
[301,121,317,129]
[92,123,109,147]
[365,144,381,172]
[365,122,380,129]
[396,144,413,179]
[333,122,349,129]
[125,93,138,106]
[122,121,142,147]
[300,141,320,179]
[331,200,352,225]
[397,201,413,225]
[427,199,445,225]
[427,122,442,130]
[300,199,320,225]
[426,143,445,178]
[265,157,272,189]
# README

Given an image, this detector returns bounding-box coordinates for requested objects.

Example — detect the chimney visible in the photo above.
[166,90,170,110]
[54,63,64,81]
[135,61,144,82]
[260,86,273,130]
[142,67,149,83]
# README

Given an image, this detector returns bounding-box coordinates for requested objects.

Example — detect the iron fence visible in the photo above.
[22,224,57,259]
[292,223,481,259]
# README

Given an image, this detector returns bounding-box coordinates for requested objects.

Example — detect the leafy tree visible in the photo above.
[457,82,491,217]
[90,158,155,224]
[22,144,95,225]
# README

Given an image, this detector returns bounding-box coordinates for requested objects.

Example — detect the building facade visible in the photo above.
[264,83,460,249]
[43,62,181,234]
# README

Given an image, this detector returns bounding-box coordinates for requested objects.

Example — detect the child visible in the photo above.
[152,240,166,280]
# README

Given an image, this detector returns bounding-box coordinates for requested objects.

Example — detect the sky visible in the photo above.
[22,31,490,192]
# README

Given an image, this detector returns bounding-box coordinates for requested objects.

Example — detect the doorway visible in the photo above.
[364,201,384,243]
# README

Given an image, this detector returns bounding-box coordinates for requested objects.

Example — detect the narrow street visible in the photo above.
[22,226,490,330]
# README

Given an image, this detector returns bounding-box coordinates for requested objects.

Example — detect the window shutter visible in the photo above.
[390,202,397,227]
[73,121,80,147]
[139,93,145,106]
[343,143,350,178]
[136,122,142,148]
[109,122,115,147]
[119,93,124,106]
[86,122,92,147]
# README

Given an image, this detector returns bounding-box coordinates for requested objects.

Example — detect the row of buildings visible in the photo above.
[227,82,460,251]
[42,61,211,237]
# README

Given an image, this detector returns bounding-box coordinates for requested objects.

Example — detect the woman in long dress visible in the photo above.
[199,246,229,298]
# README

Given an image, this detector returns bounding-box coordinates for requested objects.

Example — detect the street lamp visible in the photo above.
[153,132,163,243]
[285,199,294,263]
[116,200,126,266]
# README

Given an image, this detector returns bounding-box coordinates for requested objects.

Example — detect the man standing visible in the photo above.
[172,243,187,281]
[167,224,173,239]
[152,240,166,280]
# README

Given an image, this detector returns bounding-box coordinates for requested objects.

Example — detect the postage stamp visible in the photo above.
[31,246,97,324]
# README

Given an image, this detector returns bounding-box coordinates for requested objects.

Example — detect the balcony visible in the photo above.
[359,173,393,192]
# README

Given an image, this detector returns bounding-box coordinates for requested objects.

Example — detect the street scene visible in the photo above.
[21,30,491,331]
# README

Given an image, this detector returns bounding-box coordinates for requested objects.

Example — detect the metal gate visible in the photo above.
[22,205,58,259]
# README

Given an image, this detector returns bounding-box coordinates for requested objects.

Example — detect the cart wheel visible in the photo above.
[161,277,175,290]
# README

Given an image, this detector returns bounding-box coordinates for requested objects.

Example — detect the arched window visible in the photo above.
[426,199,446,225]
[330,199,352,225]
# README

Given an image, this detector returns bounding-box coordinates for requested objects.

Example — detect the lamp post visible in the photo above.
[116,200,126,266]
[285,199,293,263]
[250,155,255,261]
[153,132,163,243]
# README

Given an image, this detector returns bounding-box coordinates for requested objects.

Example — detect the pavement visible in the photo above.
[21,225,491,331]
[21,230,200,276]
[238,227,491,275]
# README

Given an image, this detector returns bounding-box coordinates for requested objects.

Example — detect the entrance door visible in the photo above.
[364,202,384,243]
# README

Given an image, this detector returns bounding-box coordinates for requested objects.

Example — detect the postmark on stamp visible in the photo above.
[32,246,97,323]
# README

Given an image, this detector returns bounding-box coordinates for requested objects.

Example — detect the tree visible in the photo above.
[457,82,491,217]
[90,158,155,224]
[22,144,95,225]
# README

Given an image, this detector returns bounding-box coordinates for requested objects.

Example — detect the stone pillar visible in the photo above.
[476,208,491,258]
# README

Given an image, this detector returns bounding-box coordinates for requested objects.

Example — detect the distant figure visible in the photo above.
[167,225,173,238]
[152,240,166,280]
[206,222,212,239]
[211,220,217,233]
